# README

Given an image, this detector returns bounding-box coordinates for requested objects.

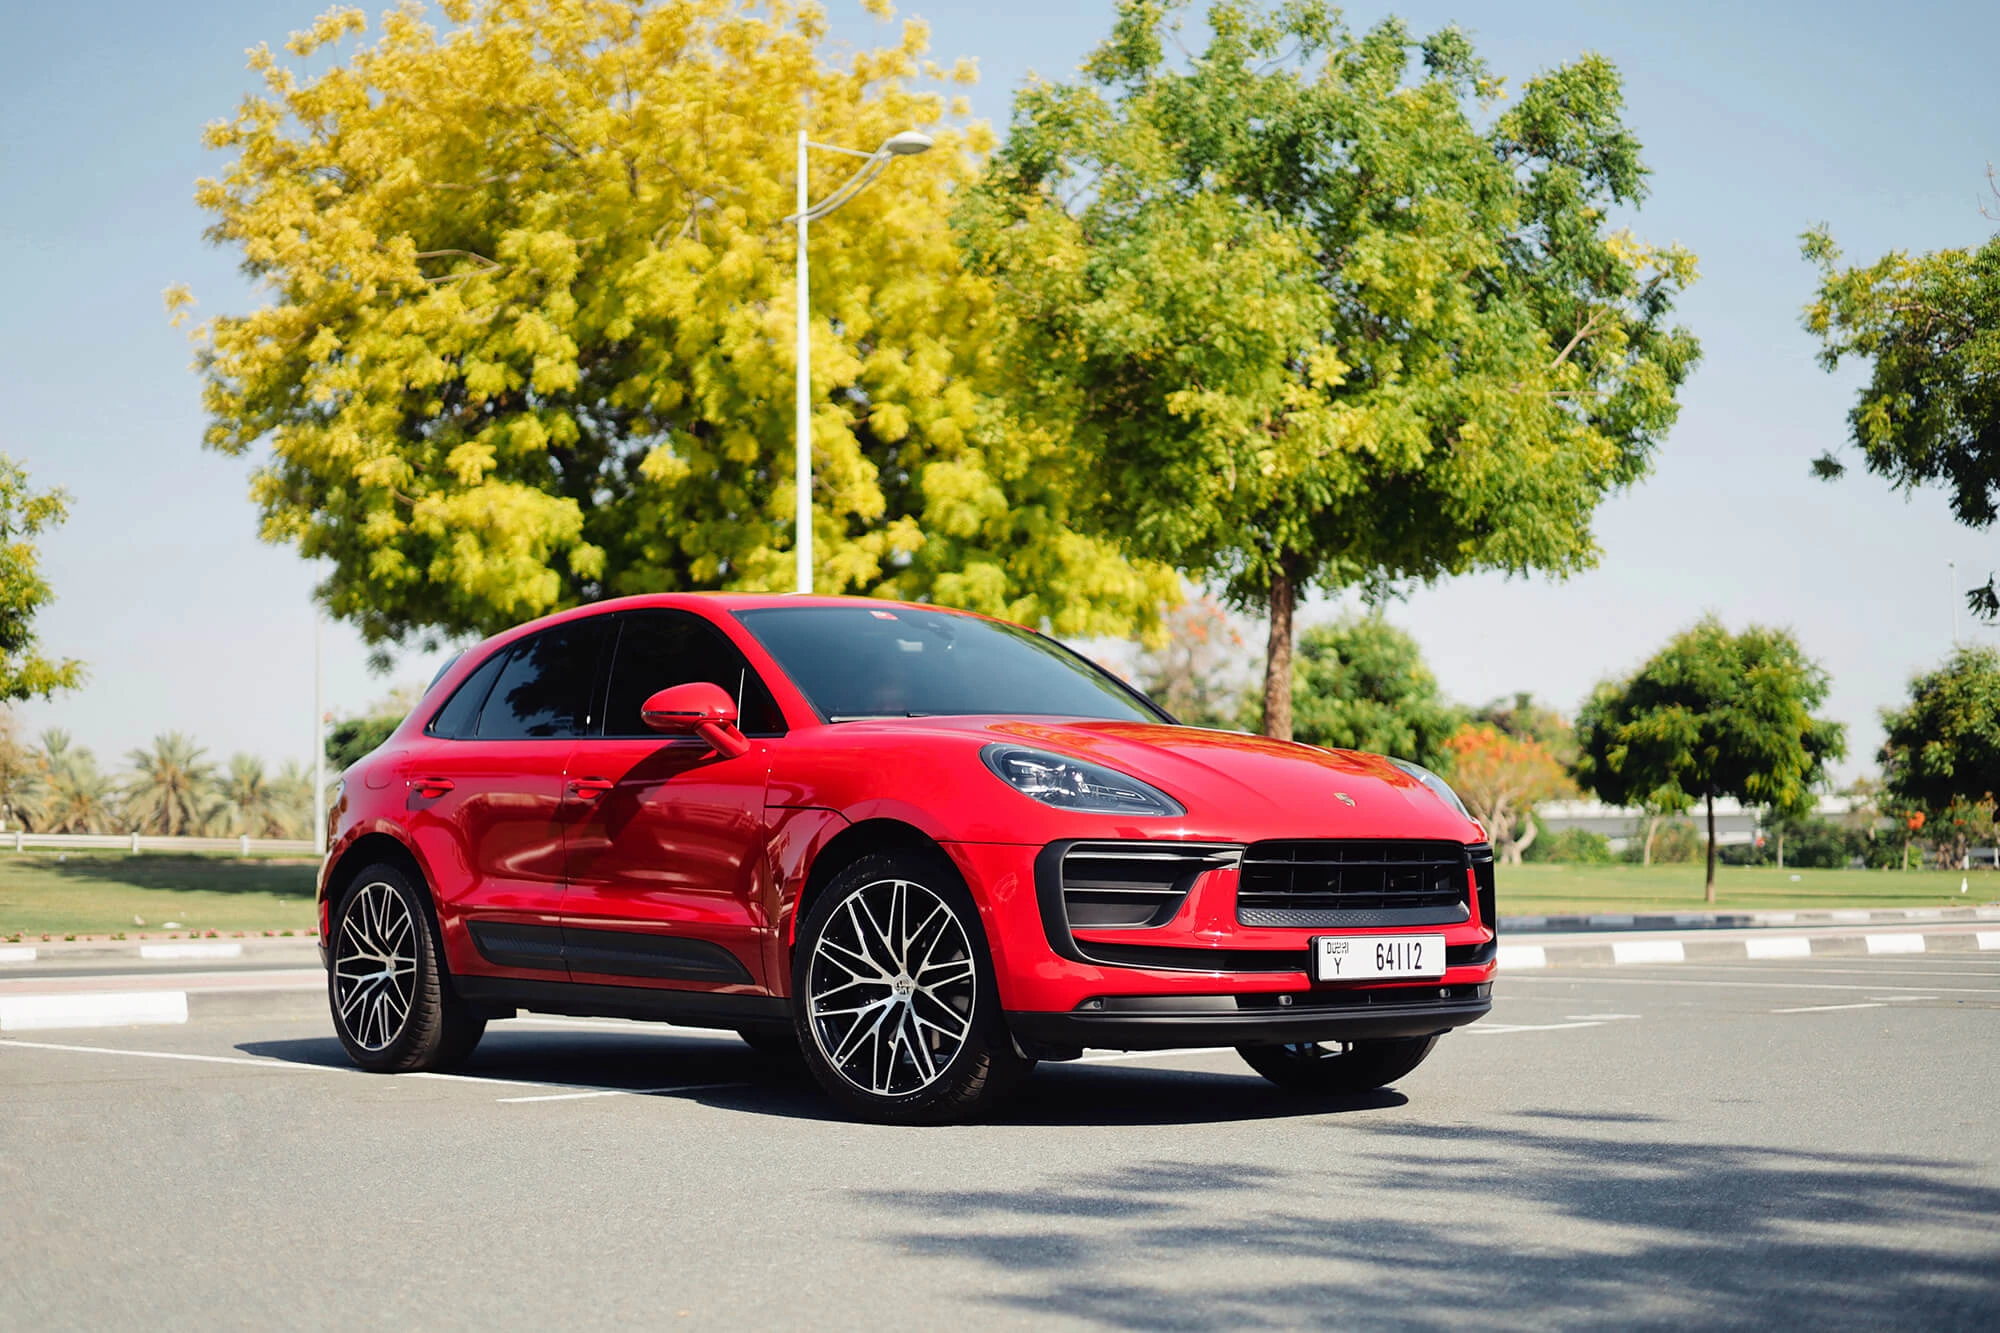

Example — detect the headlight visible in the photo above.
[981,745,1185,817]
[1389,757,1471,821]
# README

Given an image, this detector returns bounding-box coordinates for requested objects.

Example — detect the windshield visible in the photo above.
[734,606,1168,724]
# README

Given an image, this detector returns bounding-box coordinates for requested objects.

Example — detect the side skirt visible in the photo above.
[455,977,792,1033]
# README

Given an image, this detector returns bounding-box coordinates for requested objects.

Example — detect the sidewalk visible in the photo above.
[1499,920,2000,970]
[1498,904,2000,934]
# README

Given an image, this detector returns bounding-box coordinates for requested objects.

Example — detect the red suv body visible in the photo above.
[319,594,1495,1122]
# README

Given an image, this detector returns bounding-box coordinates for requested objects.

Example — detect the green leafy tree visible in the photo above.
[178,0,1171,662]
[123,733,220,837]
[21,729,115,834]
[1801,215,2000,613]
[1878,647,2000,828]
[1575,617,1846,900]
[0,710,37,831]
[327,687,423,772]
[1473,692,1578,769]
[212,753,305,839]
[959,0,1699,738]
[0,456,84,701]
[1281,616,1462,768]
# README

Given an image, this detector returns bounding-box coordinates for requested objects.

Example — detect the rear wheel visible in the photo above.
[329,862,485,1073]
[792,850,1032,1124]
[1237,1035,1439,1095]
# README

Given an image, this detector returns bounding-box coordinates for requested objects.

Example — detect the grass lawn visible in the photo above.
[1498,862,1999,916]
[0,853,319,939]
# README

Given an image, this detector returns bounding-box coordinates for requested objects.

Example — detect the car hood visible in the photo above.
[815,715,1482,844]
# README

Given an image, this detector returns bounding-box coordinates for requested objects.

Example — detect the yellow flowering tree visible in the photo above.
[178,0,1174,657]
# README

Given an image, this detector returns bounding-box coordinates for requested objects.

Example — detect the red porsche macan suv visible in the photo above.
[318,594,1496,1122]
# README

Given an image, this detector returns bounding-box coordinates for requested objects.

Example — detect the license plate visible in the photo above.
[1312,934,1446,982]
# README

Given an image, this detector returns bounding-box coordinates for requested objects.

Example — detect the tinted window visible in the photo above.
[475,622,608,739]
[735,606,1165,724]
[426,649,507,739]
[603,611,785,737]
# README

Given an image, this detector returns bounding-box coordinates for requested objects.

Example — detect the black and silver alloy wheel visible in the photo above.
[806,876,978,1097]
[792,850,1031,1124]
[333,879,417,1052]
[327,861,486,1074]
[1236,1034,1439,1095]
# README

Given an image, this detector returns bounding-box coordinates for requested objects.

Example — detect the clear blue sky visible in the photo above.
[2,0,1996,779]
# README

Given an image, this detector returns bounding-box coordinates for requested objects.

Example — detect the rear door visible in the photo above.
[560,609,785,992]
[401,618,609,981]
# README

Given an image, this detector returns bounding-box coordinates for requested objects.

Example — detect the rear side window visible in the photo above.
[425,650,506,739]
[602,610,786,737]
[475,621,609,739]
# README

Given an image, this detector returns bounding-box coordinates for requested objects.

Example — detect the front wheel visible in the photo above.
[1237,1035,1439,1095]
[329,862,485,1073]
[791,850,1032,1124]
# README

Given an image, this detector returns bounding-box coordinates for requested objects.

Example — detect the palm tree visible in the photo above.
[22,729,115,833]
[212,753,299,838]
[122,732,219,836]
[270,759,315,840]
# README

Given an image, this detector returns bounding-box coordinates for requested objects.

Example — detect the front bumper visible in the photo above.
[943,839,1501,1022]
[1009,984,1492,1051]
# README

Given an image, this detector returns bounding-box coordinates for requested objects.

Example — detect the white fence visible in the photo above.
[0,832,317,856]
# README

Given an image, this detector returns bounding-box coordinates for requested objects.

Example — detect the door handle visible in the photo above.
[410,776,455,798]
[568,778,615,800]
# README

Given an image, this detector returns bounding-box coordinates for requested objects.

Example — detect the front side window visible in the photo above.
[734,606,1168,724]
[602,610,785,737]
[475,621,608,739]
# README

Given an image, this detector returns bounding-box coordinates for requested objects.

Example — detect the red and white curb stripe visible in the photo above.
[1499,927,2000,970]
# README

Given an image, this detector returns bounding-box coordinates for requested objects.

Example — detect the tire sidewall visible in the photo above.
[790,850,1011,1122]
[328,862,444,1071]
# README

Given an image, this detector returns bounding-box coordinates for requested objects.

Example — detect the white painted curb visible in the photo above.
[1865,934,1926,955]
[1496,945,1548,971]
[1745,936,1812,960]
[1612,940,1685,965]
[1980,932,2000,950]
[138,942,243,961]
[0,990,188,1031]
[0,946,35,963]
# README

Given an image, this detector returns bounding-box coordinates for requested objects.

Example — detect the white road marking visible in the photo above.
[1866,934,1926,955]
[1496,945,1547,970]
[496,1081,748,1104]
[1506,975,2000,995]
[1612,940,1685,965]
[0,946,36,963]
[1746,936,1812,960]
[139,942,243,961]
[1773,1002,1886,1014]
[1869,995,1936,1002]
[1979,932,2000,950]
[0,991,187,1031]
[1564,1013,1641,1021]
[1463,1021,1605,1034]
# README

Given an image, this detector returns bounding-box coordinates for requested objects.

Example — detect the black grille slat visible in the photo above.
[1236,839,1471,923]
[1061,842,1240,931]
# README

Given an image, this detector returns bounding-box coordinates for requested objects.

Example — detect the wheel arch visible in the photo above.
[793,817,947,940]
[322,830,442,945]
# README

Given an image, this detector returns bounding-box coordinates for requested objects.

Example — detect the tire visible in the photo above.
[1237,1035,1440,1095]
[328,861,486,1073]
[791,850,1032,1125]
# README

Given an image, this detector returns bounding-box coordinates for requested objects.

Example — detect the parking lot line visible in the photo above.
[1505,974,2000,995]
[1773,1002,1886,1013]
[495,1081,749,1104]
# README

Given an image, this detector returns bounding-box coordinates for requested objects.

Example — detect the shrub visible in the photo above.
[1527,827,1616,865]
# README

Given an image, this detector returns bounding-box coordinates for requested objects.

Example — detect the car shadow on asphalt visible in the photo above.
[850,1121,2000,1328]
[233,1027,1402,1127]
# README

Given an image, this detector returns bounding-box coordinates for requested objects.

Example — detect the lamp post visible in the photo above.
[785,128,934,594]
[1949,559,1960,647]
[312,607,326,859]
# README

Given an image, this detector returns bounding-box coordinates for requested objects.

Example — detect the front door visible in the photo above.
[561,609,785,992]
[401,618,609,981]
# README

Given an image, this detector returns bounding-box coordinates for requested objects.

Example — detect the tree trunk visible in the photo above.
[1704,792,1718,903]
[1776,825,1784,871]
[1509,812,1537,865]
[1261,563,1298,741]
[1643,814,1660,867]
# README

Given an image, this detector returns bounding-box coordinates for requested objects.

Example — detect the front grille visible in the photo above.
[1061,842,1241,930]
[1237,839,1472,927]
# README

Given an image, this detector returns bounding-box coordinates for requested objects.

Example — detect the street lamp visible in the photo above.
[784,127,934,594]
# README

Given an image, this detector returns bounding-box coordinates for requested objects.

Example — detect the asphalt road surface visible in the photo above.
[3,955,1997,1330]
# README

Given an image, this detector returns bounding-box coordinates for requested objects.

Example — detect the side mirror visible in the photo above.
[639,682,751,759]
